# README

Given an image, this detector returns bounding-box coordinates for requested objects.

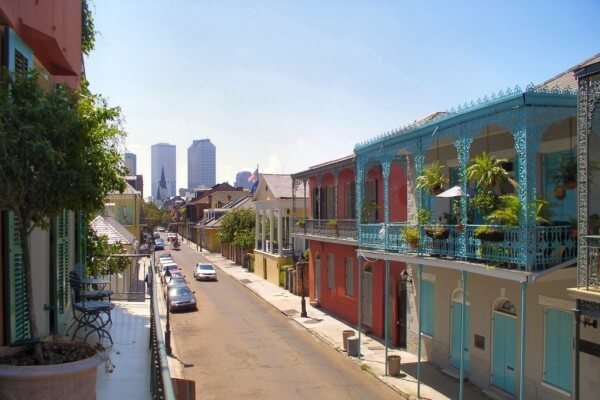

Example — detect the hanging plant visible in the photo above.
[425,223,450,240]
[416,161,448,195]
[471,190,499,216]
[554,154,577,190]
[554,185,566,200]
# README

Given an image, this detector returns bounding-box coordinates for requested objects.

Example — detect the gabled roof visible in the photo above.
[537,53,600,92]
[108,182,139,195]
[90,215,136,245]
[256,174,304,200]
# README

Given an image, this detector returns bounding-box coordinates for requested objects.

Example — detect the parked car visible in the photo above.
[194,263,217,281]
[154,238,165,250]
[167,286,197,312]
[164,276,188,299]
[157,227,166,232]
[159,252,172,259]
[161,263,179,277]
[153,232,161,239]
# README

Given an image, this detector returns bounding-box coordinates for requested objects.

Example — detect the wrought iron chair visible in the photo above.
[68,273,114,344]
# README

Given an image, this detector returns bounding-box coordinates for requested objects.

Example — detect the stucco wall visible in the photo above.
[254,251,291,287]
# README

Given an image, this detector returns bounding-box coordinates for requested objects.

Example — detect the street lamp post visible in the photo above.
[299,260,307,318]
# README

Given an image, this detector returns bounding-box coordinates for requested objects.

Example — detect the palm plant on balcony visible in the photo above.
[0,68,125,394]
[416,160,449,195]
[466,152,517,191]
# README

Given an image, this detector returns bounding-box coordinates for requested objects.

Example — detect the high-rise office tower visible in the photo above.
[235,171,252,190]
[124,152,137,175]
[188,139,216,188]
[151,143,176,199]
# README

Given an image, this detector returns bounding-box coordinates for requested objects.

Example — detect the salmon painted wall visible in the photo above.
[337,168,355,219]
[0,0,82,87]
[366,162,407,223]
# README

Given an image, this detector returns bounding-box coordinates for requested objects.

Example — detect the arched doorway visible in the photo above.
[361,264,373,327]
[450,288,470,372]
[491,298,517,395]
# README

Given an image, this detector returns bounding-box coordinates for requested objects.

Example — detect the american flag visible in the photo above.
[248,168,258,183]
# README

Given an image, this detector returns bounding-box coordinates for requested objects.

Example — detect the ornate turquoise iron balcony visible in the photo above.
[291,218,357,240]
[358,223,576,271]
[581,236,600,291]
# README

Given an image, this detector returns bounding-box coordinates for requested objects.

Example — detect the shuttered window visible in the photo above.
[544,308,573,393]
[14,49,28,73]
[344,257,354,297]
[75,211,87,271]
[420,280,434,336]
[52,210,70,325]
[5,212,30,343]
[327,253,334,290]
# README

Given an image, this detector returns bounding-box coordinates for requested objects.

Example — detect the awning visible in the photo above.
[436,185,476,198]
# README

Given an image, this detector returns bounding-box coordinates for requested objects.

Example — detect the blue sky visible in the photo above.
[85,1,600,199]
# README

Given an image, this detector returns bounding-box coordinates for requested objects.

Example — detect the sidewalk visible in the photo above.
[192,245,488,400]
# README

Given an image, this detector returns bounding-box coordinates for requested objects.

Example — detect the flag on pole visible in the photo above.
[248,167,258,183]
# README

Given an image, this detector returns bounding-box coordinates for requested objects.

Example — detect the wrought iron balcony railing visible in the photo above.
[580,236,600,291]
[359,223,577,271]
[291,218,357,240]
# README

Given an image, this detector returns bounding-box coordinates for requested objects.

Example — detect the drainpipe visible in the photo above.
[574,300,581,400]
[384,260,390,375]
[459,270,467,400]
[519,279,528,400]
[417,264,423,399]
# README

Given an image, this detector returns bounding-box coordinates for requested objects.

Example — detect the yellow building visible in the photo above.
[105,183,143,241]
[253,174,306,286]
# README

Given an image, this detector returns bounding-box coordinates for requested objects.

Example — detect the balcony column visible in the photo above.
[382,158,392,249]
[512,112,539,269]
[255,208,259,249]
[277,209,283,256]
[269,209,274,253]
[333,171,339,220]
[261,210,266,251]
[356,162,365,241]
[292,177,296,223]
[454,133,473,258]
[412,140,425,214]
[316,177,322,221]
[303,179,307,233]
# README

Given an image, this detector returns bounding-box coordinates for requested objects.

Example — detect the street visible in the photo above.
[161,241,400,399]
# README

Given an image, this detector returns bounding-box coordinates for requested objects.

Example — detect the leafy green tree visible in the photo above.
[219,208,256,251]
[0,69,126,361]
[142,201,169,232]
[86,227,130,276]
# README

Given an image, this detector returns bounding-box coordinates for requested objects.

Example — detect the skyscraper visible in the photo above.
[235,171,252,190]
[151,143,176,200]
[188,139,216,189]
[124,152,136,175]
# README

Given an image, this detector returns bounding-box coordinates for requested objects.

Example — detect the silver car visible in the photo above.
[194,263,217,281]
[167,286,197,312]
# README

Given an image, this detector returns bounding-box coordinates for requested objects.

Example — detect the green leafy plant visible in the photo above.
[401,225,420,248]
[0,69,126,363]
[467,152,516,191]
[473,225,504,242]
[86,226,130,276]
[219,208,256,250]
[471,190,499,216]
[81,0,96,55]
[416,160,448,195]
[326,219,338,229]
[485,195,552,226]
[417,208,433,225]
[303,247,311,261]
[362,200,379,222]
[296,219,306,227]
[553,154,577,189]
[425,223,450,240]
[142,201,170,233]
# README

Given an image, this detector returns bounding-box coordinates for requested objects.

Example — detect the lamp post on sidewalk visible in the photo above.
[299,260,308,318]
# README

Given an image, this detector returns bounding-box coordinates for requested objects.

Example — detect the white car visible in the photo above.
[167,233,177,242]
[194,263,217,281]
[161,263,179,277]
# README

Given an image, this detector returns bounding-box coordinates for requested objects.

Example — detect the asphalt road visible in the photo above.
[160,240,400,400]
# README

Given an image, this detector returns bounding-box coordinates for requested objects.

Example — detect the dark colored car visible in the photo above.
[164,276,188,299]
[167,286,197,312]
[154,238,165,250]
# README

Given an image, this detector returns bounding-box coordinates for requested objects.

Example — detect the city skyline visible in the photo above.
[187,139,216,189]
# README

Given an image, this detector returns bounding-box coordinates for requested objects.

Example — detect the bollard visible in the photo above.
[347,336,360,357]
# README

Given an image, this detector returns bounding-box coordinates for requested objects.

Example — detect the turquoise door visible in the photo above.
[544,308,573,393]
[492,312,516,394]
[450,301,470,372]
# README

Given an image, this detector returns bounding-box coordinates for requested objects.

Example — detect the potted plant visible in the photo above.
[474,225,505,242]
[416,160,449,195]
[296,219,306,228]
[401,225,421,249]
[554,154,577,190]
[0,68,125,395]
[417,208,433,226]
[425,223,450,240]
[466,152,517,191]
[451,199,464,232]
[362,200,379,222]
[326,219,338,229]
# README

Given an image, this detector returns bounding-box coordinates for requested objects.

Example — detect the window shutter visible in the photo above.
[6,212,30,343]
[52,210,70,327]
[76,211,87,269]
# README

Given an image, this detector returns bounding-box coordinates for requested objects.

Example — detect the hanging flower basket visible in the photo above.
[474,227,505,242]
[554,185,566,200]
[425,226,450,240]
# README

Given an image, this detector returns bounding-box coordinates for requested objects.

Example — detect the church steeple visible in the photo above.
[159,166,167,189]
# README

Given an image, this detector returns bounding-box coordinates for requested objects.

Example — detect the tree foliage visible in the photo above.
[86,227,130,276]
[142,201,170,232]
[219,208,255,250]
[81,0,96,55]
[0,68,126,357]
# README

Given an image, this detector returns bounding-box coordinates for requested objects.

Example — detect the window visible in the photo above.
[363,179,378,221]
[327,253,335,290]
[544,308,573,393]
[344,182,356,219]
[14,50,28,73]
[344,257,354,296]
[420,280,434,336]
[543,151,576,222]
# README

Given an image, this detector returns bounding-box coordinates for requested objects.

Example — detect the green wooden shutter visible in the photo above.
[52,210,70,330]
[5,212,30,343]
[75,211,87,271]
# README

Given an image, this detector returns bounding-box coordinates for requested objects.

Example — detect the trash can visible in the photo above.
[342,330,355,351]
[387,355,401,376]
[347,336,359,357]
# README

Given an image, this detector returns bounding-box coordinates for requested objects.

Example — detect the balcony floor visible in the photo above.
[96,300,151,399]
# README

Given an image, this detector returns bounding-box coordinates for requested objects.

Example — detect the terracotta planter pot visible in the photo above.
[563,180,577,190]
[432,185,444,195]
[0,347,104,400]
[475,230,505,242]
[554,185,566,200]
[408,240,419,249]
[455,224,464,233]
[425,228,450,240]
[570,228,578,239]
